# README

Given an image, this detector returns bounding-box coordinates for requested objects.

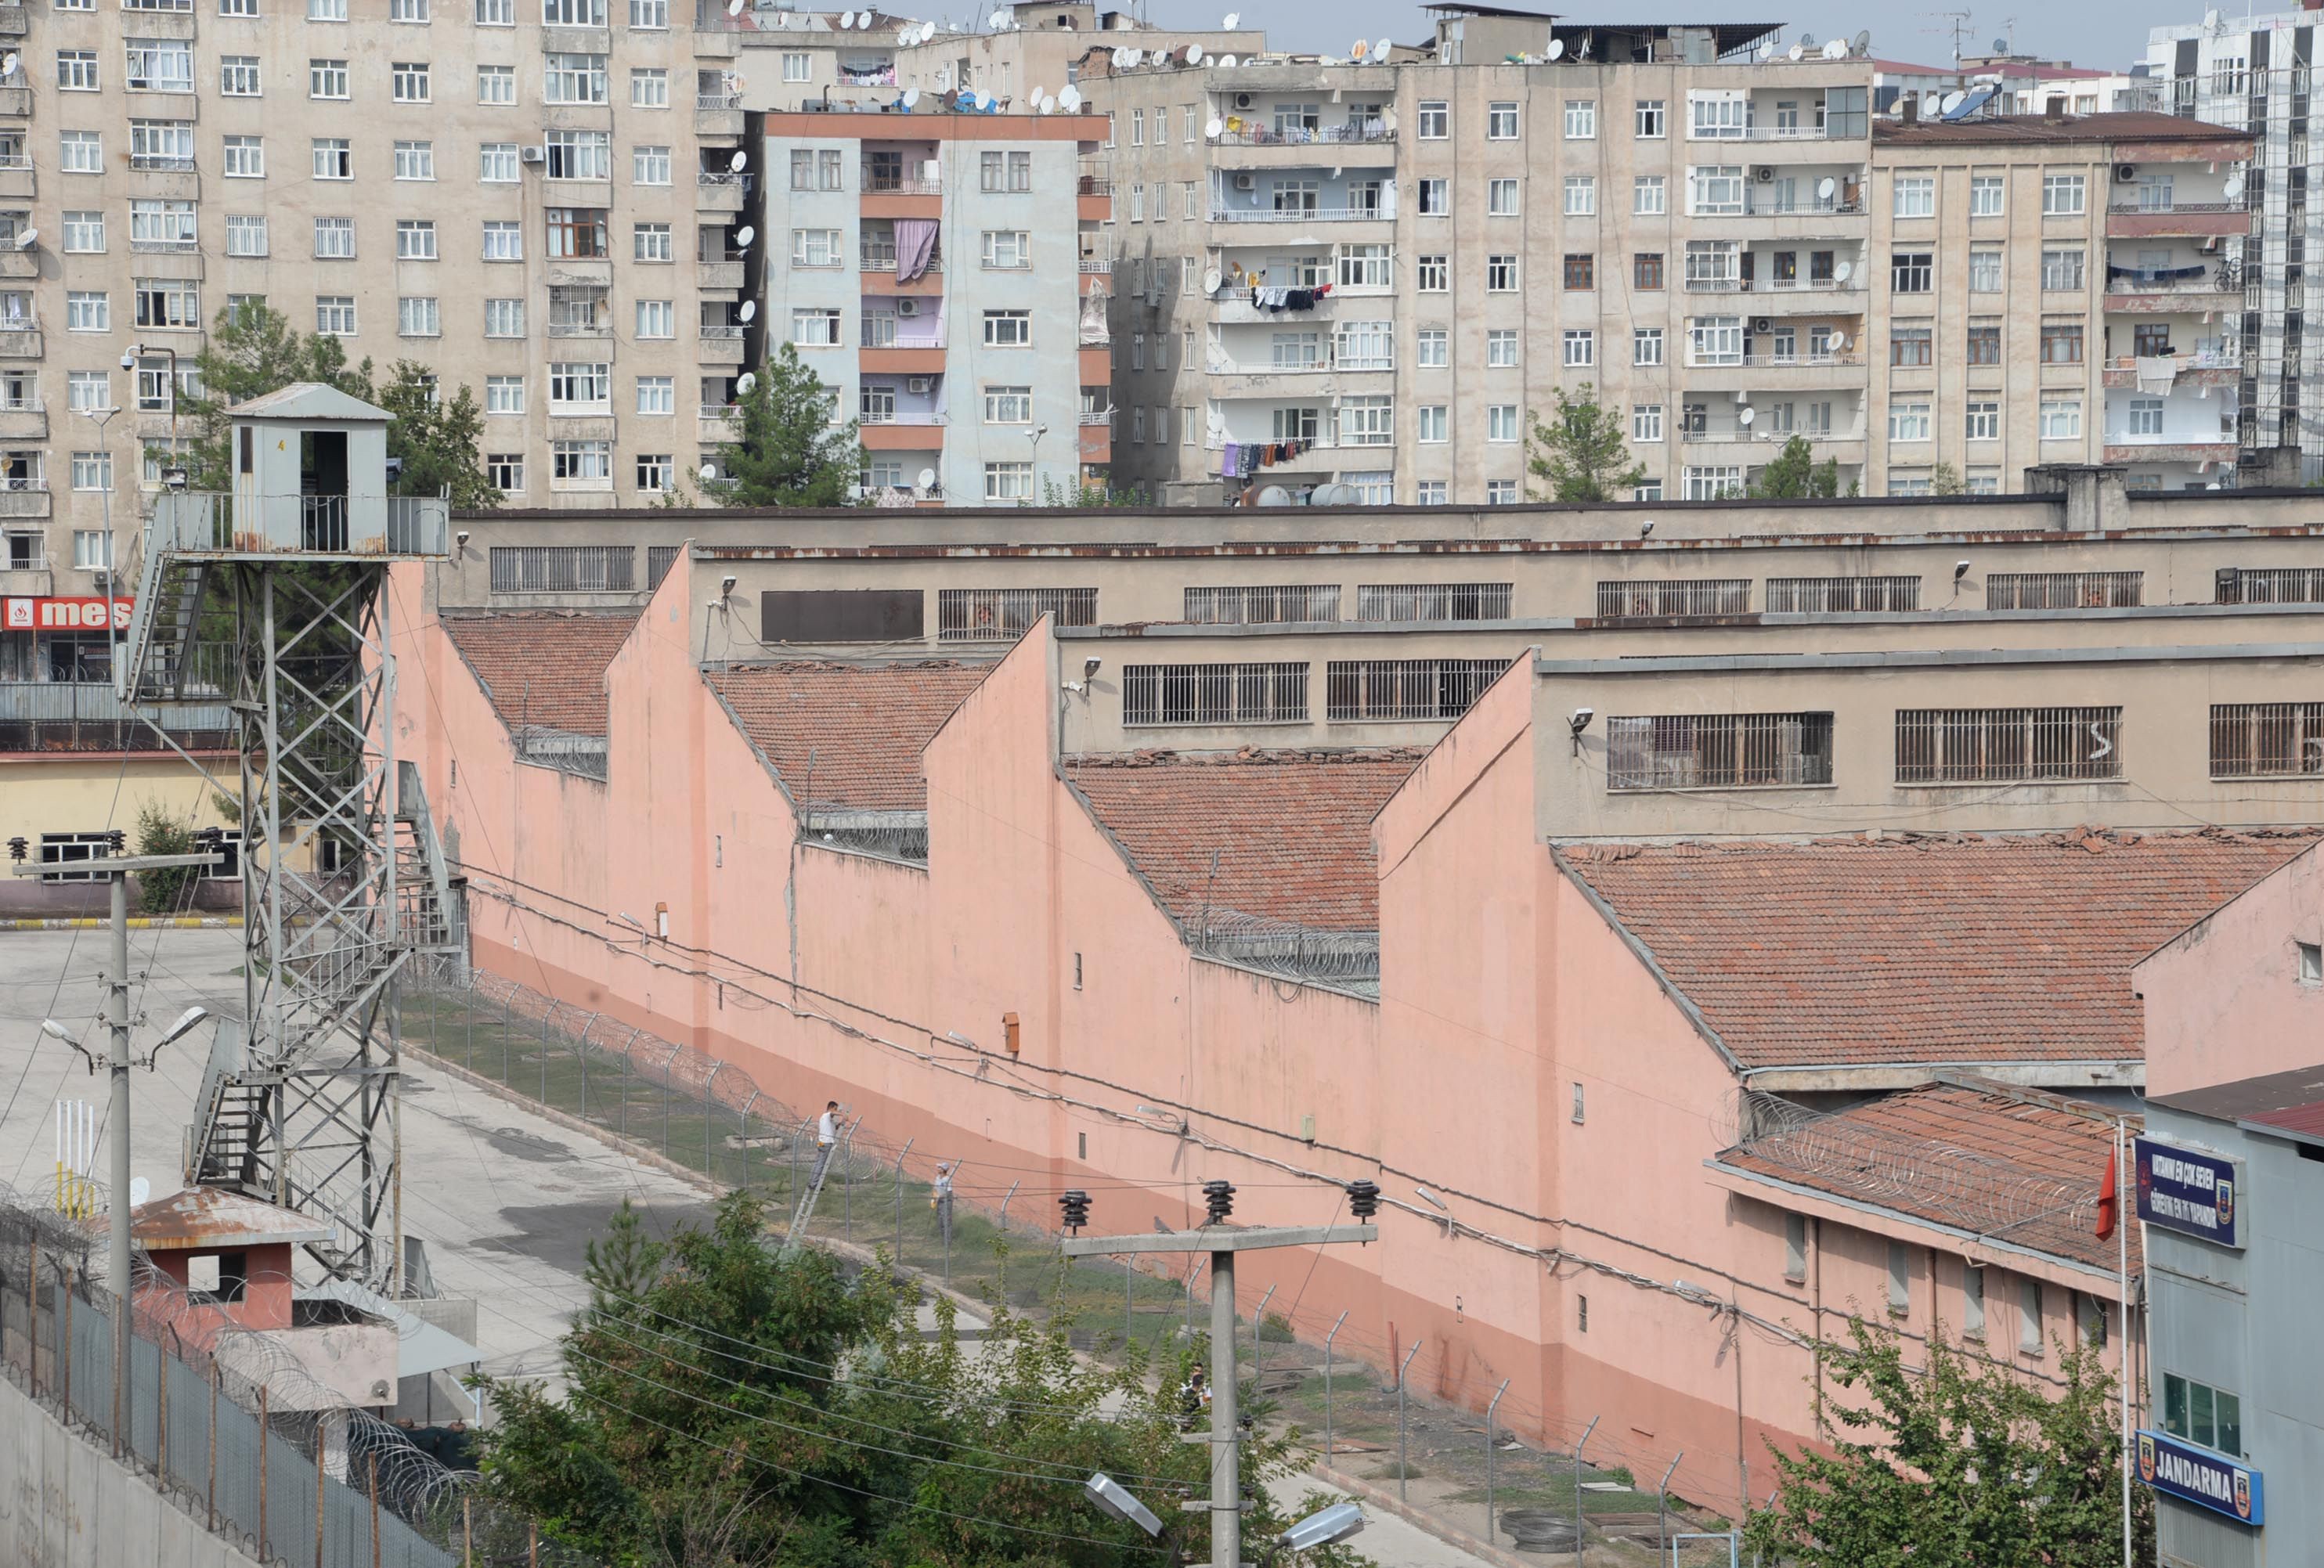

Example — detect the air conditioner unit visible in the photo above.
[1232,172,1257,190]
[1754,166,1776,182]
[896,297,922,316]
[1752,316,1773,333]
[519,146,547,164]
[905,376,933,393]
[1233,92,1254,109]
[2116,163,2138,182]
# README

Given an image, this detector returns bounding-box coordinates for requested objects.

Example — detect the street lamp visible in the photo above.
[1027,422,1049,505]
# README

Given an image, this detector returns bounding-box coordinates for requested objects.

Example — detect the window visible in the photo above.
[480,144,519,184]
[1627,256,1663,296]
[2041,172,2086,215]
[630,67,667,108]
[1632,404,1663,442]
[789,227,842,269]
[128,200,196,251]
[1889,402,1931,442]
[1185,586,1340,625]
[1564,253,1595,290]
[395,219,436,261]
[633,222,673,263]
[309,0,344,14]
[983,310,1031,347]
[1635,175,1667,215]
[309,59,349,99]
[1417,100,1447,138]
[1341,395,1392,446]
[545,129,611,181]
[633,146,672,185]
[485,376,525,414]
[544,52,608,105]
[67,291,110,332]
[980,229,1030,269]
[477,65,514,105]
[1416,405,1448,442]
[67,371,108,412]
[1124,662,1308,725]
[2127,396,2164,436]
[483,298,524,337]
[219,0,259,13]
[1688,166,1743,215]
[790,307,840,348]
[219,55,260,95]
[475,0,512,18]
[781,51,811,83]
[134,278,198,330]
[1987,571,2141,610]
[1964,1266,1986,1337]
[485,454,523,492]
[391,61,429,103]
[311,138,352,181]
[630,0,666,23]
[1328,658,1509,720]
[1608,712,1834,789]
[1487,405,1521,443]
[1416,255,1448,292]
[2211,702,2324,777]
[1486,255,1518,292]
[1969,248,2002,293]
[1782,1214,1807,1281]
[125,39,193,92]
[1562,330,1594,366]
[1893,174,1934,218]
[1416,329,1448,368]
[1475,177,1517,218]
[1892,251,1932,293]
[1895,707,2122,783]
[60,132,104,175]
[2303,941,2324,982]
[1486,101,1519,139]
[1563,176,1595,216]
[1886,1242,1910,1314]
[224,215,266,257]
[312,217,355,259]
[2018,1278,2044,1354]
[1339,245,1391,290]
[1967,324,2001,365]
[1969,174,2005,216]
[62,212,105,254]
[480,221,523,262]
[548,362,610,408]
[1486,330,1518,369]
[58,52,99,92]
[397,297,439,337]
[542,0,605,22]
[1691,316,1744,366]
[2040,399,2082,439]
[390,0,428,16]
[387,141,436,182]
[2041,247,2085,290]
[1891,326,1932,368]
[314,296,357,336]
[635,300,673,338]
[1965,400,1999,441]
[545,207,608,258]
[977,460,1032,502]
[978,150,1031,193]
[551,441,613,485]
[1766,576,1921,612]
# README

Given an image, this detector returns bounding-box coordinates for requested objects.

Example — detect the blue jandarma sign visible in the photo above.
[2138,1430,2264,1527]
[2133,1137,2243,1249]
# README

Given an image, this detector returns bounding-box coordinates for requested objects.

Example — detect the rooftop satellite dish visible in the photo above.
[1040,93,1056,112]
[1758,39,1777,59]
[1030,85,1045,104]
[917,466,936,488]
[738,299,756,321]
[1059,84,1082,109]
[1941,90,1965,113]
[1204,266,1222,291]
[1206,115,1224,138]
[1111,45,1127,67]
[727,0,743,16]
[1218,53,1236,67]
[1222,9,1238,27]
[1817,176,1835,200]
[988,9,1006,28]
[1185,44,1204,64]
[735,224,756,246]
[1821,38,1846,59]
[1993,34,2011,51]
[1374,37,1390,60]
[1833,259,1852,281]
[1543,37,1564,59]
[13,229,31,250]
[1349,38,1367,59]
[1737,405,1756,427]
[1125,46,1143,65]
[1852,28,1870,55]
[736,372,756,395]
[699,463,718,481]
[1786,42,1803,60]
[1254,485,1294,506]
[901,86,919,107]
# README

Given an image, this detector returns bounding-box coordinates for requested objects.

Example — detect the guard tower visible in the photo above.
[117,384,459,1291]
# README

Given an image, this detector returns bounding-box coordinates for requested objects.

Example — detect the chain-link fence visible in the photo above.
[0,1196,590,1568]
[397,968,1745,1562]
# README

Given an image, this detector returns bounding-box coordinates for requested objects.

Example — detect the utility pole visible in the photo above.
[1061,1179,1380,1568]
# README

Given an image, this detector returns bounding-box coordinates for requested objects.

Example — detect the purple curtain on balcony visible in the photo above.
[896,219,940,283]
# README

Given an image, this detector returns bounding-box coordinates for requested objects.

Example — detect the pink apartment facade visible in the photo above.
[396,548,2311,1516]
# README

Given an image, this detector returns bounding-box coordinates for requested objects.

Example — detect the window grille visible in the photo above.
[1595,579,1750,618]
[489,545,635,593]
[1985,571,2142,609]
[1608,712,1834,789]
[2210,702,2324,777]
[1895,707,2122,783]
[1122,662,1307,726]
[935,587,1098,640]
[1326,659,1509,721]
[1765,575,1921,612]
[1183,585,1340,624]
[1355,582,1513,622]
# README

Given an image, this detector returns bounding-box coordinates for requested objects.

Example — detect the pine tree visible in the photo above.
[707,343,865,507]
[1750,435,1842,499]
[1525,383,1647,503]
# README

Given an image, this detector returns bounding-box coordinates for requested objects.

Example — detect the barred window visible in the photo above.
[1895,707,2122,783]
[2210,703,2324,777]
[489,545,635,593]
[2216,567,2324,604]
[647,544,683,590]
[1595,579,1750,618]
[1356,582,1513,622]
[1986,571,2142,610]
[1326,659,1509,721]
[1765,576,1922,613]
[1183,585,1341,624]
[1123,662,1308,726]
[1608,713,1834,790]
[936,587,1098,640]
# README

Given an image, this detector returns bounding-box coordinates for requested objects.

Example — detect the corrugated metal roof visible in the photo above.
[128,1186,336,1250]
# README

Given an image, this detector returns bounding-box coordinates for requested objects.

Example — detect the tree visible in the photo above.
[1744,1318,2150,1568]
[370,362,502,508]
[1930,460,1965,496]
[1749,436,1843,500]
[707,344,864,508]
[132,798,199,914]
[1525,384,1645,503]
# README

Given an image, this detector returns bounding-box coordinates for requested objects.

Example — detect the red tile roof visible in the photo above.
[1065,749,1424,928]
[1716,1079,2141,1274]
[440,611,641,737]
[1558,830,2315,1069]
[705,661,991,812]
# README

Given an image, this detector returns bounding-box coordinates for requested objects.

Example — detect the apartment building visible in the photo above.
[0,0,752,669]
[1099,7,1877,506]
[1865,111,2255,493]
[2147,9,2324,479]
[759,109,1107,503]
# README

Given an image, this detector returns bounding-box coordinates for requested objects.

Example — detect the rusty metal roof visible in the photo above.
[128,1186,336,1250]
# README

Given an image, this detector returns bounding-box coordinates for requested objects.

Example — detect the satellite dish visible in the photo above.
[729,150,748,171]
[0,52,17,76]
[727,0,743,15]
[1059,84,1082,110]
[1758,39,1777,60]
[1799,33,1815,47]
[1030,85,1045,105]
[1374,37,1390,61]
[1204,267,1222,292]
[1185,44,1204,64]
[1254,485,1294,506]
[1821,38,1846,59]
[1942,90,1966,114]
[1852,28,1870,54]
[738,300,756,321]
[1349,38,1366,59]
[1206,115,1224,139]
[1831,330,1850,351]
[1738,406,1756,427]
[1817,177,1836,200]
[1124,47,1143,66]
[13,229,31,250]
[901,87,918,108]
[698,463,718,481]
[129,1177,150,1207]
[838,9,852,25]
[1218,54,1236,67]
[1544,37,1564,59]
[2225,173,2246,200]
[1834,259,1852,282]
[1786,42,1803,60]
[1040,94,1056,113]
[1222,9,1238,27]
[1111,46,1127,67]
[917,466,936,488]
[735,225,755,247]
[736,373,756,395]
[988,9,1006,27]
[924,20,937,39]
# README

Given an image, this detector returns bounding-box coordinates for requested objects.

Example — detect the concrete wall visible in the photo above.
[2137,842,2324,1100]
[0,758,241,917]
[0,1371,264,1568]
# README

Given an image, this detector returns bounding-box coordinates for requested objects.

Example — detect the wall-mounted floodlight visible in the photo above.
[720,575,738,594]
[1568,707,1594,756]
[1084,1474,1164,1538]
[1276,1501,1366,1554]
[1639,520,1655,538]
[1954,560,1972,582]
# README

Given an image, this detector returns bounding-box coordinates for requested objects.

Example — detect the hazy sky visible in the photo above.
[1116,0,2214,73]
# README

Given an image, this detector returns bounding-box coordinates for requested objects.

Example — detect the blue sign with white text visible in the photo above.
[2133,1137,2242,1249]
[2138,1430,2264,1526]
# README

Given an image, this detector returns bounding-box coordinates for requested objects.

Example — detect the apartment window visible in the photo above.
[633,223,673,262]
[544,52,608,105]
[393,219,437,261]
[1416,99,1447,138]
[1327,658,1510,721]
[1890,326,1932,368]
[983,310,1031,347]
[1635,175,1667,215]
[791,307,840,347]
[314,296,357,336]
[1965,400,2000,441]
[397,297,439,337]
[1358,583,1512,622]
[66,292,110,332]
[390,141,436,182]
[132,278,197,332]
[1563,176,1595,216]
[634,377,673,415]
[1967,324,2001,365]
[1886,1242,1911,1314]
[309,59,349,99]
[1969,248,2002,293]
[62,212,105,254]
[1891,251,1932,293]
[485,376,524,415]
[543,0,605,21]
[1416,405,1448,442]
[126,39,193,92]
[1416,328,1448,368]
[548,362,610,408]
[981,461,1033,502]
[477,65,514,104]
[1987,571,2142,610]
[483,298,524,337]
[1339,245,1391,290]
[224,215,265,257]
[551,441,613,484]
[69,452,113,495]
[2128,396,2164,435]
[545,129,610,181]
[2018,1278,2044,1354]
[980,385,1033,424]
[1416,255,1448,292]
[2041,247,2085,290]
[1486,330,1518,369]
[389,0,428,16]
[309,0,344,14]
[1782,1214,1807,1282]
[311,139,354,181]
[67,371,107,412]
[791,228,842,268]
[391,61,430,103]
[1561,99,1597,139]
[60,132,103,175]
[1487,102,1518,139]
[1608,712,1834,789]
[485,454,522,491]
[1562,330,1594,366]
[1123,662,1308,726]
[1970,174,2004,216]
[1184,586,1339,625]
[545,208,608,258]
[633,146,672,185]
[1487,405,1521,443]
[1341,395,1392,446]
[980,229,1030,269]
[1632,404,1663,442]
[1889,402,1931,442]
[630,67,667,108]
[1688,166,1743,215]
[1895,707,2122,783]
[1486,255,1518,292]
[218,55,260,96]
[2210,702,2324,777]
[781,51,811,83]
[979,150,1032,193]
[58,52,99,92]
[2160,1373,2242,1457]
[481,222,521,261]
[1691,316,1744,366]
[630,0,666,23]
[1893,174,1935,218]
[1562,254,1597,292]
[1415,481,1447,504]
[475,0,512,18]
[2041,172,2086,215]
[312,217,355,259]
[2039,399,2082,439]
[479,145,519,184]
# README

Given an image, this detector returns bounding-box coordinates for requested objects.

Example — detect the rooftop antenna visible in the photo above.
[1935,10,1971,65]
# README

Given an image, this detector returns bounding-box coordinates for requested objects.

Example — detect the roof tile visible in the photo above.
[441,610,641,737]
[706,661,991,812]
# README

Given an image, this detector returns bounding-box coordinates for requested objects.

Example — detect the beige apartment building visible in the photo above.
[1866,110,2256,496]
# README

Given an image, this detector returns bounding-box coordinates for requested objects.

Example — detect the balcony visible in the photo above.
[0,315,38,359]
[2105,200,2252,240]
[696,92,743,135]
[2101,349,2239,389]
[1689,196,1864,233]
[1209,205,1391,225]
[0,153,30,200]
[2102,261,2243,312]
[1687,125,1854,142]
[0,88,30,118]
[547,320,614,342]
[1681,276,1868,306]
[2102,435,2239,465]
[698,258,745,291]
[0,680,233,755]
[0,478,47,517]
[696,171,750,214]
[0,397,45,438]
[699,325,745,364]
[861,413,947,450]
[1212,121,1395,148]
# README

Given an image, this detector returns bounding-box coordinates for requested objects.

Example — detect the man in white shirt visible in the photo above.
[811,1101,841,1184]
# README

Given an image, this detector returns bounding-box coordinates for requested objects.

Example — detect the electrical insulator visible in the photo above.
[5,836,24,863]
[1346,1179,1380,1219]
[1202,1180,1234,1225]
[1059,1188,1091,1233]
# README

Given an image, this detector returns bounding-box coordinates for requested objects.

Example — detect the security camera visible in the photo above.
[118,350,137,372]
[1640,519,1655,538]
[721,574,738,593]
[1083,655,1102,675]
[1569,707,1594,734]
[454,529,470,550]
